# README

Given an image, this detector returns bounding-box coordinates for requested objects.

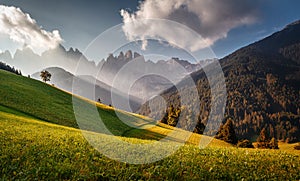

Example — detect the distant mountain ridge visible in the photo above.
[0,45,208,101]
[96,50,207,101]
[0,45,97,76]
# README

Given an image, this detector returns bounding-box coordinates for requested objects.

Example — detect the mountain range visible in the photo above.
[0,45,96,76]
[0,46,208,102]
[95,51,208,101]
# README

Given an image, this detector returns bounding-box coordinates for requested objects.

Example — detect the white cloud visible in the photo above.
[120,0,260,52]
[0,5,63,54]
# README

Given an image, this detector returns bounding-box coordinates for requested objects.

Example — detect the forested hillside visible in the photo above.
[138,20,300,143]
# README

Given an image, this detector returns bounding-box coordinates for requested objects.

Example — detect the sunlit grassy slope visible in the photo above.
[1,109,299,180]
[0,70,158,136]
[0,69,232,146]
[1,70,300,179]
[0,70,151,136]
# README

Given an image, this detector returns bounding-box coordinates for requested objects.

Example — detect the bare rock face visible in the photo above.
[134,52,141,59]
[125,50,133,60]
[118,51,124,60]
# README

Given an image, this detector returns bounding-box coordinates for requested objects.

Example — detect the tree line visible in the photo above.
[0,61,22,75]
[160,104,279,149]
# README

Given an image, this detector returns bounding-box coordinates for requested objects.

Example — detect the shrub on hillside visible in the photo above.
[268,138,279,149]
[215,119,238,144]
[257,128,279,149]
[237,139,254,148]
[294,143,300,150]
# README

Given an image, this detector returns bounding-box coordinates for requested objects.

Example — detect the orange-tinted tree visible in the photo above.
[215,118,238,144]
[257,127,278,149]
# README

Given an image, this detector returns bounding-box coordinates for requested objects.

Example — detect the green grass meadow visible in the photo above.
[0,70,300,180]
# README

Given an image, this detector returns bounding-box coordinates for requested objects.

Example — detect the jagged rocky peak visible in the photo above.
[0,50,12,60]
[134,52,141,59]
[56,44,67,51]
[43,44,64,52]
[118,51,124,60]
[125,50,133,60]
[68,47,75,52]
[22,46,35,53]
[103,50,141,61]
[15,46,37,57]
[67,47,82,55]
[168,57,192,67]
[107,53,115,61]
[42,44,66,56]
[169,57,182,64]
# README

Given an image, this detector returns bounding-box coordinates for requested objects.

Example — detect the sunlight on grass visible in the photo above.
[1,110,299,180]
[1,70,299,179]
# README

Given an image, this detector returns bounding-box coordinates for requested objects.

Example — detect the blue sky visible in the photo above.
[0,0,300,62]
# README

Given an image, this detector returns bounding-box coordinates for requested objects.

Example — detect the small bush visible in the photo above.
[268,138,279,149]
[257,137,279,149]
[294,143,300,150]
[237,139,254,148]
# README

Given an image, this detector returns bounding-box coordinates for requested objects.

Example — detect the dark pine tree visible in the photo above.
[215,118,238,144]
[256,127,269,148]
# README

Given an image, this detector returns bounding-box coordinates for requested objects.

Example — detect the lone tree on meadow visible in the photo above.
[40,70,51,83]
